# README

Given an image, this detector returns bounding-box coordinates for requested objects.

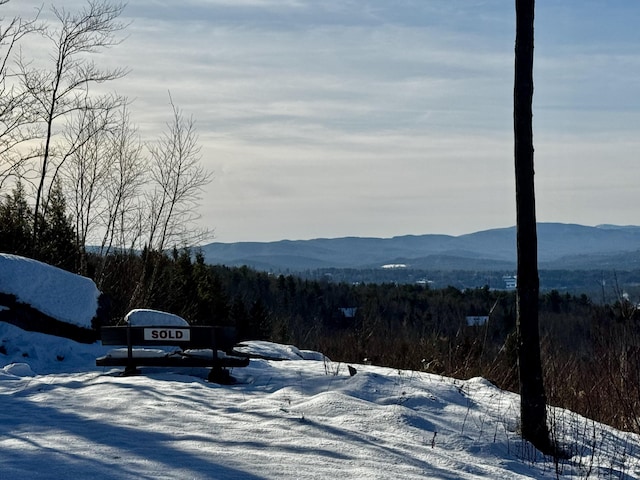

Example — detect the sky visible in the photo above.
[4,1,640,242]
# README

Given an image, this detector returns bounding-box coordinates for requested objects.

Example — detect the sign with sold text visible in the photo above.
[143,328,191,341]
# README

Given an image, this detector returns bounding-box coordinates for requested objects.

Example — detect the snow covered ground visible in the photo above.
[1,254,640,479]
[1,321,639,479]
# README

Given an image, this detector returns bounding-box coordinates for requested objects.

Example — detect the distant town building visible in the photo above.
[503,275,517,290]
[466,316,489,326]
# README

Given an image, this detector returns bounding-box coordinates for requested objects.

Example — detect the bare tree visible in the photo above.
[61,100,147,280]
[127,97,212,308]
[98,104,145,256]
[61,101,117,272]
[145,95,212,252]
[514,0,551,453]
[14,0,127,245]
[0,2,42,189]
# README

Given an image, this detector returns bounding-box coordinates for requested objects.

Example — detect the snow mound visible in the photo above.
[0,254,100,328]
[1,362,34,379]
[235,340,327,361]
[0,322,106,374]
[124,309,189,326]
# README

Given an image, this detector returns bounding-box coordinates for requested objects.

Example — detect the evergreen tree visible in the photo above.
[36,179,78,271]
[0,180,33,256]
[193,252,230,324]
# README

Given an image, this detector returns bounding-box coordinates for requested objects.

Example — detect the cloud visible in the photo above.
[4,1,640,241]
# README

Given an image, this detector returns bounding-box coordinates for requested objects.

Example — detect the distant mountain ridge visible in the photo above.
[199,223,640,272]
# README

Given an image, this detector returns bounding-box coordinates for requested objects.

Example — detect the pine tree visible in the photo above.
[36,179,78,271]
[0,180,34,256]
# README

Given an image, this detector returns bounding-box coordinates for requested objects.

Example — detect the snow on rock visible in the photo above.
[124,308,189,326]
[0,253,100,328]
[235,340,328,361]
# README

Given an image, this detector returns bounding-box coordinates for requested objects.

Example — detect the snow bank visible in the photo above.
[235,340,328,361]
[0,322,107,374]
[0,254,100,328]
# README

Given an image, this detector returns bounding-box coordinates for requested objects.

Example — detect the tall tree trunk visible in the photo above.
[514,0,551,453]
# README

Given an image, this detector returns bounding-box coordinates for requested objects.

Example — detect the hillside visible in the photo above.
[200,223,640,272]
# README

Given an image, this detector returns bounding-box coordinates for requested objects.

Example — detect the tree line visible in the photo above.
[302,267,640,304]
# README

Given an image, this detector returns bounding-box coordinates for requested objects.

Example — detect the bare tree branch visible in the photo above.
[12,1,128,246]
[0,3,43,189]
[145,94,213,252]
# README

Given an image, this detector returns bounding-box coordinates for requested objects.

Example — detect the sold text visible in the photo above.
[144,328,191,341]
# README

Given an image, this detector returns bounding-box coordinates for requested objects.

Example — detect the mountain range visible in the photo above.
[199,223,640,272]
